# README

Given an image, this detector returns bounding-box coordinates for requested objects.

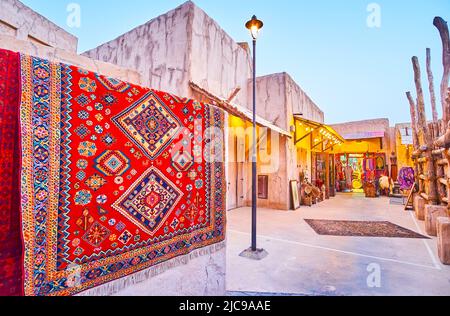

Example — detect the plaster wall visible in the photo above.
[331,118,392,155]
[0,35,141,85]
[83,2,193,97]
[284,73,324,124]
[0,0,78,52]
[190,4,252,109]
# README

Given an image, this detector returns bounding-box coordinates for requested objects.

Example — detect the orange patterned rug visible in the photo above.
[10,48,226,296]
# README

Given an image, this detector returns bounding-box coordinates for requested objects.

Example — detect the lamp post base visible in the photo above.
[239,247,269,261]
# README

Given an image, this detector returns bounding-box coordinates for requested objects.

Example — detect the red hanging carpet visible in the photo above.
[0,48,226,296]
[0,49,23,296]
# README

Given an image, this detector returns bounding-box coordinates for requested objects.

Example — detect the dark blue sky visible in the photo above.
[21,0,450,124]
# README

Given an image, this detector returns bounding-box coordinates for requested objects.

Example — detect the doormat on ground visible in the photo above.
[304,219,429,239]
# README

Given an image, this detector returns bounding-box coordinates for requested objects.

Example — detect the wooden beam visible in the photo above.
[322,144,335,152]
[433,17,450,124]
[420,193,430,201]
[295,131,314,145]
[426,48,439,122]
[226,87,241,103]
[311,139,326,150]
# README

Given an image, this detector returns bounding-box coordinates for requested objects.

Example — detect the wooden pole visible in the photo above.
[426,48,439,123]
[412,56,438,205]
[407,91,421,191]
[412,57,429,144]
[436,90,450,148]
[433,17,450,125]
[406,91,420,149]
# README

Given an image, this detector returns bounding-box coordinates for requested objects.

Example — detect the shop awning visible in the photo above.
[341,131,385,140]
[293,115,345,151]
[189,81,292,138]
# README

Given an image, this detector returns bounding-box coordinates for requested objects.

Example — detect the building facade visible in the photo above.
[0,0,415,296]
[83,2,336,211]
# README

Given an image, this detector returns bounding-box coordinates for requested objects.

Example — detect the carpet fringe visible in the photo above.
[76,241,226,296]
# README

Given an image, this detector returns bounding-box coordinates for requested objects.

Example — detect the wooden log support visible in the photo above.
[432,148,446,155]
[433,17,450,125]
[425,205,448,236]
[412,56,439,205]
[426,48,439,122]
[417,157,429,163]
[442,149,450,216]
[437,217,450,265]
[435,122,450,148]
[414,195,427,220]
[407,91,420,149]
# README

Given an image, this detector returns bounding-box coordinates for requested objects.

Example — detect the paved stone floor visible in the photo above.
[226,193,450,296]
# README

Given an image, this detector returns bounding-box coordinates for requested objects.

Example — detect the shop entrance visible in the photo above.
[335,153,387,194]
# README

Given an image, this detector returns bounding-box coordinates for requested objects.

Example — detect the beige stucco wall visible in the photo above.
[83,2,193,97]
[83,1,253,110]
[0,0,78,52]
[285,73,324,124]
[331,118,392,154]
[0,35,141,85]
[253,73,325,132]
[253,74,289,131]
[252,73,325,208]
[112,244,226,296]
[190,4,252,109]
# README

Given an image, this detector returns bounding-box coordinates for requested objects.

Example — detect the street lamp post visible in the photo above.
[239,15,268,261]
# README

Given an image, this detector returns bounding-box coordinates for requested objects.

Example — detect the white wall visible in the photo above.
[0,0,78,52]
[83,2,193,97]
[189,4,252,109]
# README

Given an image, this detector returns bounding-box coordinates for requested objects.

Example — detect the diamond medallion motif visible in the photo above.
[94,150,130,177]
[112,166,184,236]
[112,92,182,160]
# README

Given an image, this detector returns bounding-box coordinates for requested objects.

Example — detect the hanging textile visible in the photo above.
[398,167,415,191]
[0,49,23,296]
[345,165,353,190]
[0,48,227,296]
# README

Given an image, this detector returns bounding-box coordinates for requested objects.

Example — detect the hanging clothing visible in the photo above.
[345,165,353,189]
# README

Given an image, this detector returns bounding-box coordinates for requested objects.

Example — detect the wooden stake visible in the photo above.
[433,17,450,124]
[426,48,439,123]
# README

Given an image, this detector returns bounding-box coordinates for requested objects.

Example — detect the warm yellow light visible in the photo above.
[250,26,259,39]
[245,16,264,40]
